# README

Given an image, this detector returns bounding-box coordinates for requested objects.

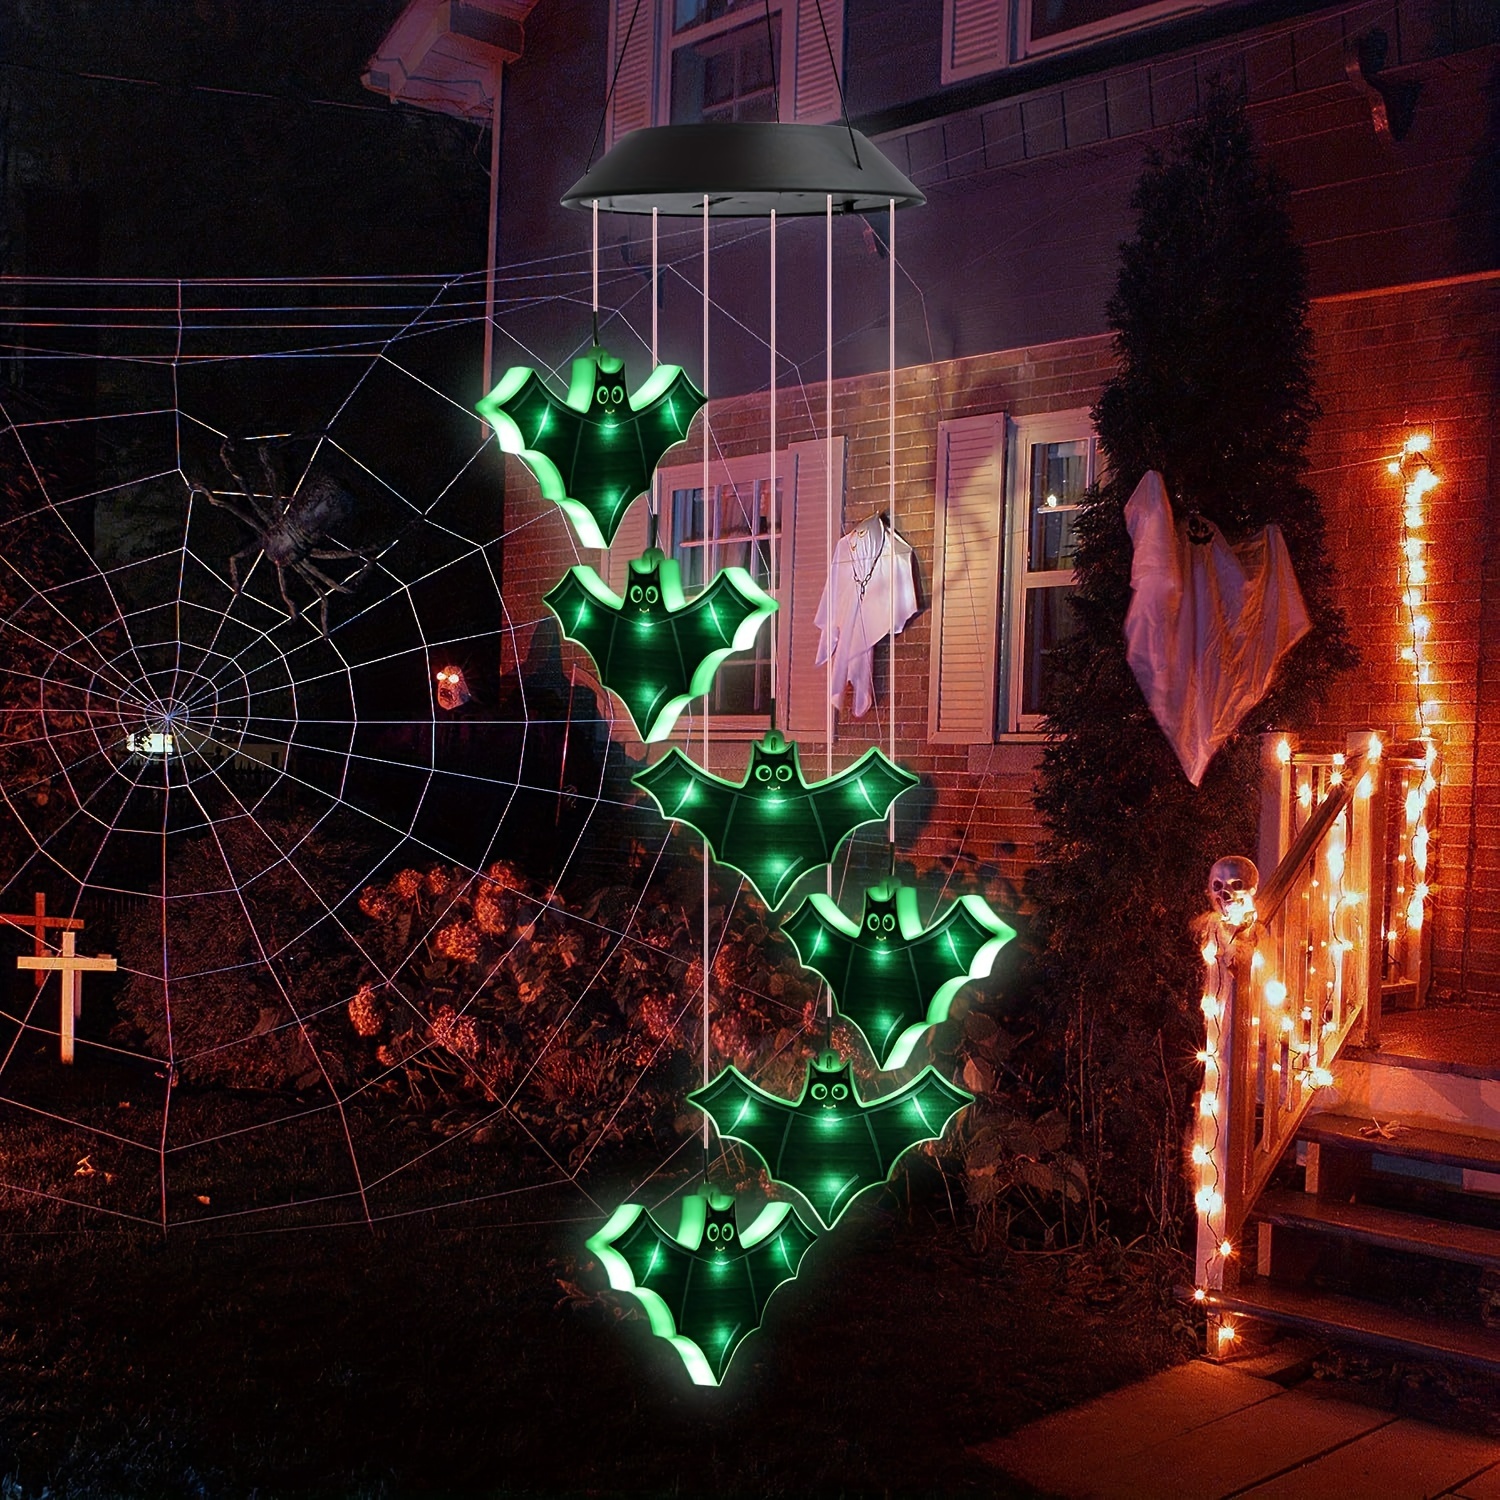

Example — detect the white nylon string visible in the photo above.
[768,208,777,715]
[824,192,834,1023]
[888,197,898,846]
[701,194,712,1135]
[650,208,659,545]
[591,200,599,317]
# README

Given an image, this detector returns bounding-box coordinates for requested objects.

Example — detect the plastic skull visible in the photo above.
[1208,856,1259,923]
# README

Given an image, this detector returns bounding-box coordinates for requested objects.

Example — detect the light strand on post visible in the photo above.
[1387,433,1440,954]
[1193,932,1231,1324]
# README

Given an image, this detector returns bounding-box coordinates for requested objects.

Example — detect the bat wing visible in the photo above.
[542,564,628,694]
[903,896,1016,1026]
[633,748,741,854]
[477,366,655,551]
[837,897,1016,1070]
[586,1204,710,1380]
[629,364,707,475]
[803,749,920,869]
[862,1067,972,1177]
[688,1067,798,1178]
[478,369,610,546]
[780,895,859,999]
[637,569,776,742]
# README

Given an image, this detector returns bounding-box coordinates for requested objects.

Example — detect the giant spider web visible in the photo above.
[0,266,729,1237]
[0,229,990,1250]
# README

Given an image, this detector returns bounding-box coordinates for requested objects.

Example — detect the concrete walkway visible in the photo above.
[975,1360,1500,1499]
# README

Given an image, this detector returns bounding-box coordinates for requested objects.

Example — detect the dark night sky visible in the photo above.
[3,0,492,280]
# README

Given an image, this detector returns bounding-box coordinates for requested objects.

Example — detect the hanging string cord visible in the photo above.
[586,0,645,171]
[763,0,781,122]
[887,196,897,861]
[768,208,777,730]
[812,0,859,169]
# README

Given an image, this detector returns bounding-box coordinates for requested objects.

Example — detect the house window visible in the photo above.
[941,0,1225,82]
[666,475,782,715]
[1003,415,1096,731]
[670,10,783,124]
[606,0,844,146]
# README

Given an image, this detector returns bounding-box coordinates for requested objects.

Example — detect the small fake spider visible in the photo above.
[191,437,374,635]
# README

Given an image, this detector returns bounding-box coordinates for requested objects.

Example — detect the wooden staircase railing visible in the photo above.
[1192,731,1390,1304]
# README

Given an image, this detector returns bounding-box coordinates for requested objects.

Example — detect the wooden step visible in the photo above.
[1300,1112,1500,1175]
[1201,1281,1500,1375]
[1255,1187,1500,1271]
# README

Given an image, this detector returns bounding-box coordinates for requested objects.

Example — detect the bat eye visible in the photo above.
[831,1083,848,1100]
[611,384,626,406]
[706,1222,720,1241]
[629,585,643,602]
[645,586,659,604]
[595,384,610,404]
[755,765,772,782]
[720,1224,735,1244]
[865,913,881,932]
[810,1082,828,1100]
[882,914,897,932]
[775,765,792,782]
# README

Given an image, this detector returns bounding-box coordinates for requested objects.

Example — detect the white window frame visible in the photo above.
[657,0,796,127]
[1000,409,1097,735]
[654,450,785,737]
[1016,0,1211,59]
[940,0,1221,84]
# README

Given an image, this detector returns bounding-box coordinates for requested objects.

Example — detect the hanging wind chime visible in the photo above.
[482,11,1013,1386]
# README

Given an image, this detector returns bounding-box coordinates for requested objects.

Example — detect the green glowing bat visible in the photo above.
[781,882,1015,1069]
[476,343,705,550]
[543,549,775,743]
[632,732,919,910]
[586,1187,817,1387]
[689,1051,971,1229]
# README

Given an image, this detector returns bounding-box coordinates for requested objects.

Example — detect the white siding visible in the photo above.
[927,414,1004,743]
[941,0,1007,84]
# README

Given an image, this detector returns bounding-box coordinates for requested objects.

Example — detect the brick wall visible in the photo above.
[499,274,1500,997]
[1302,273,1500,1000]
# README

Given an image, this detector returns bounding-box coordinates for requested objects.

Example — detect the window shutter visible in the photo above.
[781,437,843,740]
[792,0,846,124]
[606,0,656,148]
[941,0,1007,84]
[927,414,1004,743]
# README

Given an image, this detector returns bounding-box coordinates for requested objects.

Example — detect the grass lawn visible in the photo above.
[0,1054,1192,1498]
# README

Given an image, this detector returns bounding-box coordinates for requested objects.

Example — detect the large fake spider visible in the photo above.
[190,437,374,635]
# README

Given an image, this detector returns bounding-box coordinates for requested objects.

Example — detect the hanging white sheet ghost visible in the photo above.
[1124,470,1310,785]
[814,515,918,718]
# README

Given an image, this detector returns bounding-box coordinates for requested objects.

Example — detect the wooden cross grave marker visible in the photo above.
[0,892,84,988]
[16,929,117,1064]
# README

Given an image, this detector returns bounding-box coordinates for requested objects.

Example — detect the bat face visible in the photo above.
[861,889,902,945]
[749,737,800,790]
[626,560,666,621]
[701,1197,740,1254]
[588,366,629,422]
[806,1054,855,1113]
